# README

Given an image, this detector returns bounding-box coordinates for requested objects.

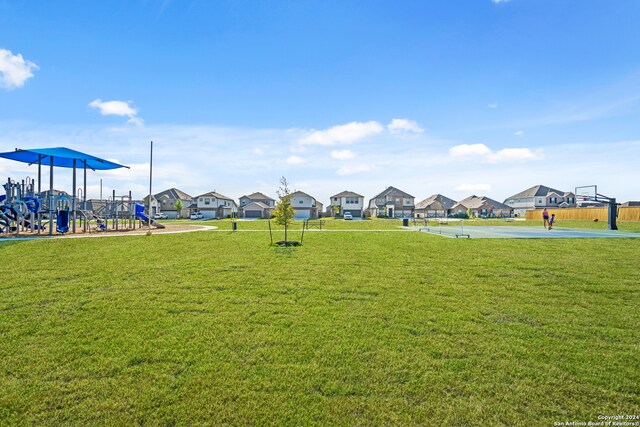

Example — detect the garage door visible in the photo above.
[294,209,311,219]
[245,210,262,218]
[344,210,362,217]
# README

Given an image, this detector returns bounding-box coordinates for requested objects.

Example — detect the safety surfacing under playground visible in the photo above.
[414,225,640,239]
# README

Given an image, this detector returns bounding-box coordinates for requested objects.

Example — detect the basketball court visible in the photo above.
[414,225,640,239]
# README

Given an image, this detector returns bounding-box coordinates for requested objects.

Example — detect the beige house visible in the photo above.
[189,191,238,219]
[330,191,365,217]
[147,188,193,218]
[290,191,321,219]
[452,195,513,218]
[504,185,576,217]
[239,192,275,218]
[367,186,415,218]
[415,194,457,218]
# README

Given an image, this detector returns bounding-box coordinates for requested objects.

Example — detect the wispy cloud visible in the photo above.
[387,118,424,134]
[331,150,356,160]
[0,49,39,90]
[450,143,542,163]
[487,103,498,109]
[491,0,511,4]
[514,130,524,136]
[89,99,144,127]
[298,121,383,146]
[449,144,492,157]
[286,155,306,165]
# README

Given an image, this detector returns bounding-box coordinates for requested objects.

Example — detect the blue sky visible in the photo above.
[1,0,639,203]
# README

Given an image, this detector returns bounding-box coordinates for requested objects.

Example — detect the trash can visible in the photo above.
[232,221,237,231]
[402,218,409,227]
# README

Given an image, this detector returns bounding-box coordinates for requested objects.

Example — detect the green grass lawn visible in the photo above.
[1,226,639,425]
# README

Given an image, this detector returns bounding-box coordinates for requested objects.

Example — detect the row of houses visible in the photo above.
[145,184,591,220]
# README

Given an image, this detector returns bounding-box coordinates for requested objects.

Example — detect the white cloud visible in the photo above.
[89,99,144,127]
[491,0,511,3]
[331,150,356,160]
[450,143,542,164]
[298,121,383,146]
[336,164,373,175]
[487,103,498,109]
[449,144,492,157]
[455,183,492,192]
[387,118,424,134]
[286,155,306,165]
[0,49,39,90]
[514,130,524,136]
[488,148,543,163]
[252,147,265,156]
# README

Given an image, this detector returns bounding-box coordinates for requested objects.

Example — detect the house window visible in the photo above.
[404,198,412,205]
[537,198,543,204]
[346,197,358,204]
[204,198,210,205]
[299,200,304,204]
[199,198,203,202]
[568,197,575,204]
[334,197,338,201]
[550,197,557,204]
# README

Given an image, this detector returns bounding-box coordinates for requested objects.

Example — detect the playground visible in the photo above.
[0,147,165,238]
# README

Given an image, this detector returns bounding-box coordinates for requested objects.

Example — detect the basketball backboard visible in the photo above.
[575,185,597,203]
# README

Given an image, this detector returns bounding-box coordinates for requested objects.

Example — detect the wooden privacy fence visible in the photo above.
[525,207,640,221]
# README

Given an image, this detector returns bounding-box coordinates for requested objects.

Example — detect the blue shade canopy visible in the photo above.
[0,147,129,170]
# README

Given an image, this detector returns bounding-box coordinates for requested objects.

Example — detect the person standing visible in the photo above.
[542,208,549,229]
[548,213,555,230]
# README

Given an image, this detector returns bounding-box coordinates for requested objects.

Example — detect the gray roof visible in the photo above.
[371,186,414,200]
[195,191,234,201]
[290,190,316,200]
[241,192,275,201]
[415,194,457,210]
[331,190,364,198]
[453,195,511,211]
[154,187,193,201]
[506,185,571,201]
[243,201,272,210]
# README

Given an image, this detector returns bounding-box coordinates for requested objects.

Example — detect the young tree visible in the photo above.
[332,204,340,217]
[272,177,296,244]
[174,199,184,218]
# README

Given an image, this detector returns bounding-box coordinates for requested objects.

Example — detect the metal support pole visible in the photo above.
[72,159,77,233]
[49,156,53,236]
[37,154,42,234]
[608,199,618,230]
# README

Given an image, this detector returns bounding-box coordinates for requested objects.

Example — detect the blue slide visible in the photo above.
[134,204,165,229]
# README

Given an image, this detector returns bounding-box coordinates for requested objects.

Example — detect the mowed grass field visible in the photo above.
[1,220,639,425]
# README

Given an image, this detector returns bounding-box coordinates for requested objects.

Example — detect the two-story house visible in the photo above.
[149,188,193,219]
[414,194,457,218]
[329,191,365,218]
[290,191,320,219]
[452,195,512,218]
[367,186,415,218]
[239,192,275,219]
[504,185,576,217]
[190,191,238,219]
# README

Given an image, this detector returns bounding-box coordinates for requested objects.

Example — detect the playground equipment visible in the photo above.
[134,203,165,229]
[1,177,47,235]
